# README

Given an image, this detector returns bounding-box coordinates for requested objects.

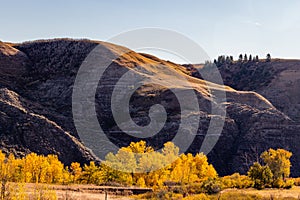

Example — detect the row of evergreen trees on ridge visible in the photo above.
[212,53,272,65]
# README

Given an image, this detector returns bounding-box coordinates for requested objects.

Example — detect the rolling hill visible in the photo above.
[0,39,299,176]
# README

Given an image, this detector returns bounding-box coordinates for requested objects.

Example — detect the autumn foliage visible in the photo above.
[0,141,295,197]
[248,148,293,189]
[0,152,69,185]
[0,141,217,188]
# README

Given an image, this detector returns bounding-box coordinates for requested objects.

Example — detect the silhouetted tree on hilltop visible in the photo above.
[244,54,248,62]
[238,54,243,62]
[249,54,252,62]
[266,53,271,62]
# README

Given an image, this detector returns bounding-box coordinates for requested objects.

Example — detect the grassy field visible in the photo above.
[136,187,300,200]
[214,187,300,200]
[6,183,300,200]
[6,183,135,200]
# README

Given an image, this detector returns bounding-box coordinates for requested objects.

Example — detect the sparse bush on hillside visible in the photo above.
[14,39,98,85]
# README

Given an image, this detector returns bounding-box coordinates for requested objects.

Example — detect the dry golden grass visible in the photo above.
[212,187,300,200]
[136,187,300,200]
[6,183,300,200]
[5,183,134,200]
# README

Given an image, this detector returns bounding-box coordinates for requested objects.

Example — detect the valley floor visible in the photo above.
[7,183,300,200]
[216,187,300,199]
[8,183,135,200]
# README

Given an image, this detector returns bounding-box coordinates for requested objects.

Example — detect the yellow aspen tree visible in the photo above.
[81,161,103,184]
[169,157,184,183]
[0,151,11,199]
[261,148,292,180]
[193,153,217,181]
[22,153,38,183]
[70,162,82,184]
[46,155,65,183]
[136,176,146,187]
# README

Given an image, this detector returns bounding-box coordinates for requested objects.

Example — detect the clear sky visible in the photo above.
[1,0,300,62]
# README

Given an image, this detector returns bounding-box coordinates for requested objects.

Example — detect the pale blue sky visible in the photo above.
[1,0,300,62]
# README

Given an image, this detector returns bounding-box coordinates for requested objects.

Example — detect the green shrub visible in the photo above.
[291,178,300,186]
[183,183,204,194]
[283,179,294,189]
[201,179,222,194]
[248,162,273,189]
[272,178,285,188]
[163,192,183,200]
[269,178,294,189]
[221,173,253,189]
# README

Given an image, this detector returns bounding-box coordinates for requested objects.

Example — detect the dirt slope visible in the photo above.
[0,39,299,176]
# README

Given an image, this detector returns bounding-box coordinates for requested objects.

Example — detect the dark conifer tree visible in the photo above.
[249,54,252,62]
[238,54,243,62]
[244,54,248,62]
[266,53,271,62]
